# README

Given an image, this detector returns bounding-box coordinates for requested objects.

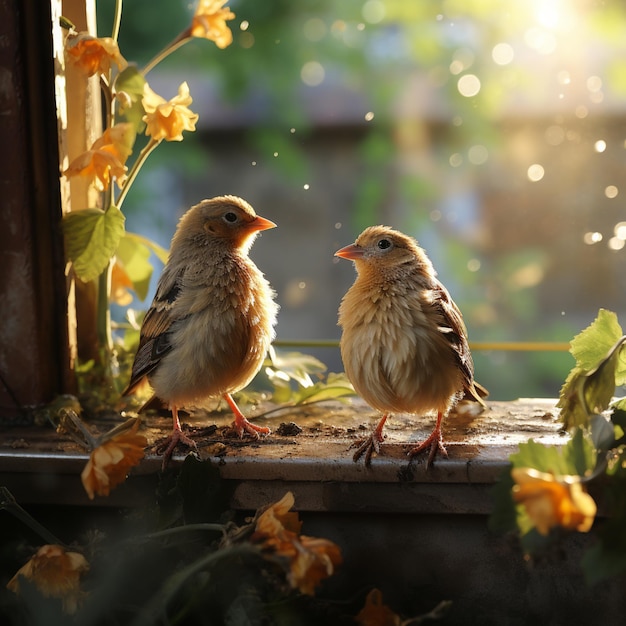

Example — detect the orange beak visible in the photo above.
[335,243,364,260]
[247,215,277,232]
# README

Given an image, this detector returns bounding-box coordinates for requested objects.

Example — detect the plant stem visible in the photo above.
[0,487,66,547]
[141,30,192,76]
[130,544,260,626]
[116,138,160,211]
[97,259,114,356]
[111,0,123,42]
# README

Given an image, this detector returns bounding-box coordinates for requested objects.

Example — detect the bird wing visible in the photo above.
[432,282,488,408]
[122,267,185,395]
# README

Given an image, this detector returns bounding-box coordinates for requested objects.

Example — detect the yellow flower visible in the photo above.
[7,545,89,614]
[65,31,127,77]
[512,467,597,536]
[191,0,235,49]
[64,123,135,191]
[251,492,342,595]
[142,82,199,142]
[355,589,401,626]
[81,419,147,499]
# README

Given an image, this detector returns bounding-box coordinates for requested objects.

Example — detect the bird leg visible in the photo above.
[224,393,271,439]
[353,414,388,466]
[407,411,448,468]
[157,405,198,469]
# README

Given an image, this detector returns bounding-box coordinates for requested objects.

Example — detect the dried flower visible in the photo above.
[355,589,401,626]
[512,467,597,536]
[81,419,147,499]
[65,31,127,77]
[251,492,342,595]
[142,82,199,142]
[191,0,235,49]
[64,123,135,191]
[7,545,89,614]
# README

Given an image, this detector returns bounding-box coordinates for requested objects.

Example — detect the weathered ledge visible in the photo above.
[0,398,564,513]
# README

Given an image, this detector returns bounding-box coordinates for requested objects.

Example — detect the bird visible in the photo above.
[122,195,278,466]
[335,225,487,467]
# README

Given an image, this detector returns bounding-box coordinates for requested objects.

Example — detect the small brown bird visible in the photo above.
[123,195,278,465]
[336,225,487,467]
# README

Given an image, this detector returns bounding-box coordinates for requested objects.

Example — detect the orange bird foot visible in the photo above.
[407,419,447,469]
[156,426,198,470]
[224,393,271,439]
[352,415,388,466]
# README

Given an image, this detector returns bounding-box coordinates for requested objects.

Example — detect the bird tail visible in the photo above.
[463,380,489,410]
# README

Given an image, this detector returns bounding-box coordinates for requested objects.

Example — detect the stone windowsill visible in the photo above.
[0,397,564,513]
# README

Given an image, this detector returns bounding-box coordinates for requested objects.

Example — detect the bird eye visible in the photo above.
[223,211,238,223]
[377,239,392,250]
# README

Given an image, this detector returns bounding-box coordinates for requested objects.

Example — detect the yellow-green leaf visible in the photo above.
[116,234,153,301]
[570,309,623,371]
[581,337,626,415]
[114,65,147,131]
[124,231,169,264]
[63,206,125,282]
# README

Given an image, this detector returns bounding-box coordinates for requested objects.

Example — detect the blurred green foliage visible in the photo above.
[97,0,626,399]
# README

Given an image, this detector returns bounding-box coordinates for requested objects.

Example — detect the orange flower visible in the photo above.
[251,492,342,595]
[65,31,127,77]
[81,419,147,499]
[142,82,199,142]
[7,545,89,614]
[190,0,235,49]
[512,468,597,536]
[111,259,134,305]
[355,589,401,626]
[64,123,135,191]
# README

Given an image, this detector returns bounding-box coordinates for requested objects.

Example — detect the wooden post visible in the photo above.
[0,0,74,419]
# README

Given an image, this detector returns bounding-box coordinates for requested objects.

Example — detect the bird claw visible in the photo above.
[352,430,385,466]
[232,417,271,439]
[156,428,199,470]
[407,431,447,469]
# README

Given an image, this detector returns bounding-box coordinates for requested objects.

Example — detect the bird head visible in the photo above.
[174,195,276,254]
[335,225,434,277]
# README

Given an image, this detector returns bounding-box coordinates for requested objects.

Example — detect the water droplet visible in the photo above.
[605,185,618,199]
[303,184,310,190]
[364,111,375,122]
[594,140,607,153]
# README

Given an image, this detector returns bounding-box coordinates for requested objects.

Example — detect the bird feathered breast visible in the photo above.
[123,197,278,407]
[338,225,484,415]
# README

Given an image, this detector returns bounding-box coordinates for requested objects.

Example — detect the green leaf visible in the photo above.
[562,427,597,476]
[125,231,169,264]
[116,234,154,301]
[510,438,568,475]
[510,430,595,477]
[557,367,590,430]
[265,349,327,389]
[557,310,626,429]
[63,206,126,282]
[291,372,355,405]
[581,338,626,415]
[570,309,623,371]
[114,65,147,131]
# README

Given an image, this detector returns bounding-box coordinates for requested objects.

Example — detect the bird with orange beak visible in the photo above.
[336,225,487,467]
[123,195,278,465]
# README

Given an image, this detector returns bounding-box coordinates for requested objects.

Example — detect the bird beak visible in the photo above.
[247,215,277,232]
[335,244,364,260]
